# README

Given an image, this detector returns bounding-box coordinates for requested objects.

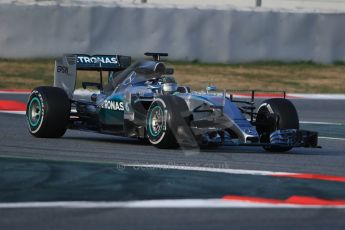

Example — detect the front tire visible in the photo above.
[256,98,299,152]
[146,95,194,149]
[26,86,70,138]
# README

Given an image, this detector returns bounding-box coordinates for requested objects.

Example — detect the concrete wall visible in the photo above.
[5,1,345,11]
[1,3,345,63]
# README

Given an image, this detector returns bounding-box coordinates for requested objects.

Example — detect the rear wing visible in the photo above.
[76,54,131,71]
[54,54,131,99]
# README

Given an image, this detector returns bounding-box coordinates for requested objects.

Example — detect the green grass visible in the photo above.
[1,58,345,93]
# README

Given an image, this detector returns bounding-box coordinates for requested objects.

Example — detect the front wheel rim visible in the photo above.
[148,106,164,137]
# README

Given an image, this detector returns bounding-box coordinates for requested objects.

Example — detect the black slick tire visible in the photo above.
[26,86,70,138]
[256,98,299,152]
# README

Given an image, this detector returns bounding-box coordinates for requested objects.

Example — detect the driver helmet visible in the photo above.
[160,76,178,94]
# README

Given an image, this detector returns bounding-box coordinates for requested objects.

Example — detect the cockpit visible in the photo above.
[106,60,178,95]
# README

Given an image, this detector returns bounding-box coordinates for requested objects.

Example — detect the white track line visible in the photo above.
[300,121,345,126]
[124,163,296,176]
[0,110,26,115]
[319,136,345,141]
[230,93,345,100]
[0,91,30,94]
[0,199,343,209]
[289,94,345,100]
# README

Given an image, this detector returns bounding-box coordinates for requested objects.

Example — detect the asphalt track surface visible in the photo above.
[1,93,345,229]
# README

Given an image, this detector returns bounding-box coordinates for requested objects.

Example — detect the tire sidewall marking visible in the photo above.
[147,98,167,145]
[26,90,45,134]
[148,105,163,137]
[27,97,41,127]
[258,102,274,114]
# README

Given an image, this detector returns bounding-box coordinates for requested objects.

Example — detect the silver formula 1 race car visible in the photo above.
[26,52,319,152]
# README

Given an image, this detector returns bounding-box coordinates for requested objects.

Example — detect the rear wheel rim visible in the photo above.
[28,97,42,127]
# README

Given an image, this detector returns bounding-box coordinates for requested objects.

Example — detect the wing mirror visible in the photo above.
[206,85,217,92]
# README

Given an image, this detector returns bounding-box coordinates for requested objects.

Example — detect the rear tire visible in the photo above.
[146,95,194,149]
[26,86,70,138]
[256,98,299,152]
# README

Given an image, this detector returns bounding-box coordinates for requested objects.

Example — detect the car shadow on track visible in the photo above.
[63,135,151,146]
[63,135,307,155]
[63,130,330,156]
